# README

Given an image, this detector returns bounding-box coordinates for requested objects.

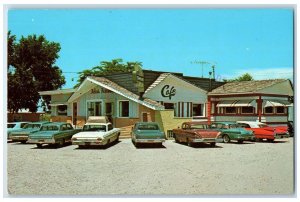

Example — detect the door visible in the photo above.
[142,112,148,122]
[73,102,77,126]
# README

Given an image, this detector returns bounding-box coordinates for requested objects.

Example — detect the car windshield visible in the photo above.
[229,124,239,129]
[40,125,59,131]
[7,124,16,128]
[83,125,106,132]
[258,124,268,128]
[190,124,208,129]
[137,124,159,130]
[23,124,41,129]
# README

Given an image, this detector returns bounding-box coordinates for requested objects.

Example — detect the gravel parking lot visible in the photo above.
[6,138,294,196]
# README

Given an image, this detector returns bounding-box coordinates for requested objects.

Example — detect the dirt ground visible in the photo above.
[6,138,294,196]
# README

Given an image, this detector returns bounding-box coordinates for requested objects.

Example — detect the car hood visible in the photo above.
[73,131,106,139]
[10,128,39,135]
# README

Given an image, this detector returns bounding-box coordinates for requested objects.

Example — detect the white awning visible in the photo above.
[49,101,68,106]
[216,100,255,107]
[264,100,290,107]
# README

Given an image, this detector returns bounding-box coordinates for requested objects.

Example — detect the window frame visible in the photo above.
[118,100,130,118]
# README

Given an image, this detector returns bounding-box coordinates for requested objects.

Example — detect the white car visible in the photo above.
[71,122,120,148]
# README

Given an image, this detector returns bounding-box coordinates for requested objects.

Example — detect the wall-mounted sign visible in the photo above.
[161,85,176,100]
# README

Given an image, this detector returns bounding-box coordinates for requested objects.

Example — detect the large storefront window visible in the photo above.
[193,104,203,116]
[119,101,129,117]
[241,107,254,114]
[87,101,102,117]
[225,107,236,114]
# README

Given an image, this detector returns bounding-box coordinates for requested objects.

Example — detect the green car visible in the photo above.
[27,122,81,148]
[9,121,50,143]
[131,122,165,147]
[210,122,255,144]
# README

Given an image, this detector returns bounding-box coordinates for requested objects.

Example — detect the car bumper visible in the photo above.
[72,140,106,146]
[237,136,255,141]
[192,138,223,143]
[135,139,165,144]
[27,139,55,144]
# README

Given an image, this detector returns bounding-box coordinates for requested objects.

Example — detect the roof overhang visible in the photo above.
[39,88,76,95]
[49,101,68,106]
[263,100,291,107]
[216,100,256,107]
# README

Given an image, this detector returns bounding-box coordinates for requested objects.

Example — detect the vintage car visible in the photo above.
[172,122,223,147]
[71,120,120,148]
[7,122,29,139]
[210,122,255,143]
[9,121,50,143]
[131,122,165,147]
[27,122,81,148]
[237,121,289,142]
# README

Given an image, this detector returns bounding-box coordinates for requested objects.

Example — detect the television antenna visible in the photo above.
[191,61,209,78]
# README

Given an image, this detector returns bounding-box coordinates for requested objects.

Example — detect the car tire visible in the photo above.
[116,134,119,142]
[135,142,139,148]
[267,139,274,143]
[57,139,65,148]
[187,139,193,147]
[175,136,179,143]
[257,138,263,142]
[20,140,26,144]
[36,144,42,148]
[237,140,243,144]
[210,142,216,147]
[223,135,230,143]
[78,145,85,149]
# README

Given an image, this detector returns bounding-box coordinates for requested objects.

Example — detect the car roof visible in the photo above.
[184,121,210,125]
[213,121,237,124]
[237,121,264,124]
[27,121,50,124]
[85,123,110,126]
[42,122,70,126]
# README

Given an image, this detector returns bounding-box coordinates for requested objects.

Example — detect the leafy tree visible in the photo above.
[224,73,254,82]
[8,32,65,113]
[75,58,142,87]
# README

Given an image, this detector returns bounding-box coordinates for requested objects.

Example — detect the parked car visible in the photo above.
[172,122,222,147]
[210,122,255,143]
[71,120,120,148]
[9,121,50,143]
[131,122,165,147]
[7,122,29,139]
[287,121,294,137]
[27,122,81,148]
[237,121,289,142]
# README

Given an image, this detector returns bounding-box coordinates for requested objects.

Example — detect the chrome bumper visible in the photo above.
[11,136,28,141]
[72,140,105,146]
[27,139,55,144]
[192,138,223,143]
[135,139,165,143]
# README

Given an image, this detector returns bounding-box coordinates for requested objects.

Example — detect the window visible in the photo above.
[225,107,236,114]
[66,124,73,130]
[164,103,175,109]
[264,106,274,114]
[237,123,250,128]
[87,101,102,117]
[241,107,254,114]
[193,104,203,116]
[106,103,113,115]
[83,125,106,132]
[276,107,285,114]
[119,101,129,117]
[57,105,67,116]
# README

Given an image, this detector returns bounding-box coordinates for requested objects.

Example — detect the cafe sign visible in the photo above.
[161,85,176,100]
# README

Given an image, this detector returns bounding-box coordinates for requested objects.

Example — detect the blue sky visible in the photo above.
[8,8,294,88]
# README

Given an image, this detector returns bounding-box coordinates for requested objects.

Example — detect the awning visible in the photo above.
[264,100,290,107]
[49,101,68,106]
[216,100,255,107]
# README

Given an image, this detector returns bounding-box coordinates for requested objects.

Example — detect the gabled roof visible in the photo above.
[69,76,164,110]
[144,73,207,94]
[39,88,76,95]
[208,79,288,95]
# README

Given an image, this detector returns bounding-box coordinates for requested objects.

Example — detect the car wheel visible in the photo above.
[58,139,65,147]
[267,139,274,143]
[116,134,119,142]
[210,142,216,147]
[78,145,85,149]
[257,138,263,142]
[20,140,27,144]
[135,142,139,148]
[36,144,42,148]
[187,139,193,147]
[223,135,230,143]
[237,140,244,144]
[174,136,179,143]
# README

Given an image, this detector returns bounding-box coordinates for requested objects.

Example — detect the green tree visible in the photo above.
[75,58,142,87]
[8,32,66,113]
[224,73,254,82]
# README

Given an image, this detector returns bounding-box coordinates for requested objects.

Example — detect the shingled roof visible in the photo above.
[209,79,287,95]
[88,76,164,110]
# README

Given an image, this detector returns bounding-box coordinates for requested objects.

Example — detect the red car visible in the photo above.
[173,122,223,147]
[237,121,289,142]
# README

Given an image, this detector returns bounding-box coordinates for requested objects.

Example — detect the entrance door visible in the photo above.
[73,102,77,126]
[142,112,148,122]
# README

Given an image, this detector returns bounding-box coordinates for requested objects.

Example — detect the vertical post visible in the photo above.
[207,97,212,124]
[257,96,262,122]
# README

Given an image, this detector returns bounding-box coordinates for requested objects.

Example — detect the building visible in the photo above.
[207,79,293,126]
[39,70,224,137]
